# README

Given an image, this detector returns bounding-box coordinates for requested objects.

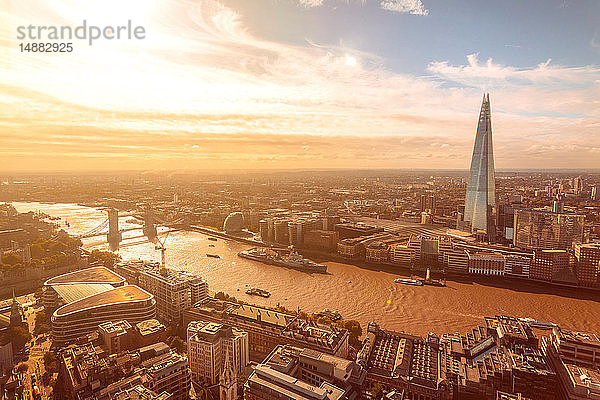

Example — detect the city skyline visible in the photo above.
[2,0,599,171]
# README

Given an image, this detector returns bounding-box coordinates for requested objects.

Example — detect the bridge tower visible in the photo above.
[142,208,158,242]
[107,208,121,248]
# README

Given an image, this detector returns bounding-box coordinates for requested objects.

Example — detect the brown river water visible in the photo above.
[13,202,600,336]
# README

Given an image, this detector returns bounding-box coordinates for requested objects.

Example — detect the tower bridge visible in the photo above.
[75,207,187,248]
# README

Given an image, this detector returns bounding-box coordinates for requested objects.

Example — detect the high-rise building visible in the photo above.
[463,93,496,240]
[573,243,600,287]
[245,345,365,400]
[513,209,584,250]
[530,250,570,282]
[115,261,209,324]
[420,194,436,214]
[573,176,584,194]
[187,321,249,386]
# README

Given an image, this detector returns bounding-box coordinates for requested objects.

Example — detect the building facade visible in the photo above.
[463,93,496,240]
[187,321,249,386]
[513,209,584,250]
[115,261,208,323]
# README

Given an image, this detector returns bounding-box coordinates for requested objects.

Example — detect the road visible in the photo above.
[15,294,54,400]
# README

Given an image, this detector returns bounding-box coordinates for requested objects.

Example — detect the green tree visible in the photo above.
[337,320,362,348]
[88,250,120,267]
[7,327,31,351]
[30,243,44,259]
[16,362,29,375]
[43,351,58,374]
[167,336,184,354]
[1,252,22,266]
[34,287,43,298]
[371,383,384,399]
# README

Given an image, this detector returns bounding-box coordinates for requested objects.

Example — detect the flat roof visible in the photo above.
[54,285,153,317]
[53,283,115,304]
[44,267,126,286]
[233,304,295,328]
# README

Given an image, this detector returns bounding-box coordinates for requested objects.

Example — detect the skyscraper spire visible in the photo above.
[463,93,496,240]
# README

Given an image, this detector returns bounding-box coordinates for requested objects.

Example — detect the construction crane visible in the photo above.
[155,230,171,268]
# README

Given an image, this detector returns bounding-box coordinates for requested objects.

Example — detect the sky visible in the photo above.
[1,0,599,171]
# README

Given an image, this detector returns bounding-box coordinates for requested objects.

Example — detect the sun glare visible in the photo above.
[344,54,357,67]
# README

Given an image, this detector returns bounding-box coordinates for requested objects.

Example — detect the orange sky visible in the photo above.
[2,0,599,171]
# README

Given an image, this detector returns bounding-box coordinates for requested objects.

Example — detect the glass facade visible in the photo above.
[464,93,496,238]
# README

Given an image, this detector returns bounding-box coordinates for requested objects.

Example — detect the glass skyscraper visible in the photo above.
[464,93,496,240]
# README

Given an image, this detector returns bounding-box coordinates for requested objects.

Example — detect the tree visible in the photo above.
[337,320,362,348]
[34,287,43,299]
[30,243,44,259]
[43,351,58,374]
[16,362,29,375]
[1,252,22,266]
[167,336,184,354]
[35,323,50,335]
[371,383,384,399]
[88,250,120,267]
[7,327,31,351]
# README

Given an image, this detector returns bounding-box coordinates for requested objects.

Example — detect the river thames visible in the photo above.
[13,202,600,336]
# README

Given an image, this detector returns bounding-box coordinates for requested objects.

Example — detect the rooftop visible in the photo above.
[558,328,600,346]
[136,319,165,336]
[53,283,115,304]
[54,285,153,317]
[44,266,126,286]
[233,303,295,328]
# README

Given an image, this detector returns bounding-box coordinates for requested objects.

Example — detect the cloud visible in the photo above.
[294,0,429,15]
[297,0,325,7]
[0,0,598,170]
[380,0,429,15]
[428,53,600,96]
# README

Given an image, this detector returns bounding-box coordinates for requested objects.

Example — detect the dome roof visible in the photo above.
[223,212,244,233]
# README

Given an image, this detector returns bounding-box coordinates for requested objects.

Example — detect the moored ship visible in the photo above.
[246,287,271,297]
[394,277,423,286]
[238,247,327,274]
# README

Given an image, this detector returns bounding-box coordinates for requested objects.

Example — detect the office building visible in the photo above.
[530,250,569,282]
[467,252,505,276]
[97,319,167,354]
[51,285,156,346]
[503,255,530,278]
[187,321,249,386]
[356,322,449,399]
[244,345,365,400]
[303,230,340,252]
[43,266,127,311]
[542,327,600,400]
[420,195,437,214]
[440,316,556,400]
[513,209,584,250]
[184,298,349,362]
[463,93,496,240]
[115,261,208,323]
[58,342,189,400]
[98,320,133,354]
[573,243,600,287]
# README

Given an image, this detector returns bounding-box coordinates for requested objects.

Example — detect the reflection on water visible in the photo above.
[12,202,600,336]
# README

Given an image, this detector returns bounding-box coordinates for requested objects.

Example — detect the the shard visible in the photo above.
[464,93,496,239]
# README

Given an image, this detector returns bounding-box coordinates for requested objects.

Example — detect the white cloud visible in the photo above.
[1,0,599,170]
[380,0,429,15]
[294,0,429,15]
[296,0,325,7]
[428,53,600,89]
